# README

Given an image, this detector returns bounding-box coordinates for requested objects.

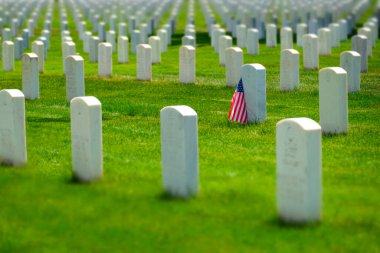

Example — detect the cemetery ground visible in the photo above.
[1,1,380,252]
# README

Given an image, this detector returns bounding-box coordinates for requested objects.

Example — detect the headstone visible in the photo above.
[276,117,322,223]
[131,30,141,54]
[266,24,277,47]
[210,24,221,46]
[247,28,259,55]
[160,105,199,198]
[339,19,348,41]
[0,89,27,166]
[219,35,232,66]
[241,64,266,123]
[340,51,361,93]
[32,41,44,73]
[83,31,92,53]
[163,24,172,45]
[62,41,76,74]
[329,23,340,48]
[137,44,152,81]
[42,30,51,49]
[225,47,243,87]
[22,29,30,50]
[22,53,39,100]
[140,23,148,43]
[117,36,129,64]
[106,30,116,53]
[89,36,100,62]
[14,37,23,60]
[358,27,372,57]
[351,35,368,72]
[180,45,195,84]
[213,28,225,53]
[3,28,12,41]
[38,37,48,61]
[149,36,161,64]
[281,27,293,50]
[182,35,195,47]
[280,49,300,91]
[158,29,168,52]
[364,22,377,46]
[319,67,348,134]
[237,24,247,48]
[66,55,85,102]
[70,96,102,182]
[98,22,106,42]
[98,43,112,77]
[303,34,319,70]
[118,22,127,36]
[308,18,318,34]
[28,19,34,37]
[318,28,331,56]
[3,41,15,71]
[296,23,307,47]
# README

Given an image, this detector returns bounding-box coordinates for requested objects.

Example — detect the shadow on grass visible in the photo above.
[27,116,70,123]
[172,32,212,47]
[67,175,102,185]
[267,216,321,229]
[322,132,349,139]
[158,191,196,202]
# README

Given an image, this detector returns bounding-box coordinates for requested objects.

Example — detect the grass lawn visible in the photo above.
[0,0,379,252]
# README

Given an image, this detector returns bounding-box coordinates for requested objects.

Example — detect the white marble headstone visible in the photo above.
[160,105,199,198]
[149,36,161,64]
[158,29,168,52]
[241,64,266,123]
[180,45,195,84]
[266,24,277,47]
[247,28,259,55]
[328,23,340,48]
[296,23,307,47]
[303,34,319,70]
[137,44,152,81]
[22,53,39,100]
[276,117,322,223]
[89,36,100,62]
[0,89,27,167]
[98,42,112,77]
[358,27,372,57]
[62,41,76,74]
[225,47,243,87]
[319,67,348,134]
[66,55,85,102]
[340,51,361,93]
[281,27,293,50]
[2,41,14,71]
[280,49,300,91]
[118,36,129,64]
[219,35,232,66]
[70,96,102,182]
[351,35,368,72]
[106,30,116,53]
[318,28,331,56]
[237,24,247,48]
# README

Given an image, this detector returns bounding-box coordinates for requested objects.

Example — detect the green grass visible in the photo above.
[0,0,380,252]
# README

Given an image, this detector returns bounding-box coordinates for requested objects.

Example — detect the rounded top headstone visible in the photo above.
[161,105,197,117]
[71,96,101,107]
[277,117,321,131]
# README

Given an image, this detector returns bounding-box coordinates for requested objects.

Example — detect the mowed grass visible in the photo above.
[0,0,379,252]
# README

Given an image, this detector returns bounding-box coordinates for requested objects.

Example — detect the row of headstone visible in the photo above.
[209,0,366,38]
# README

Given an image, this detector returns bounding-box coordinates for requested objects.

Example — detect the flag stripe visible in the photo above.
[228,78,248,124]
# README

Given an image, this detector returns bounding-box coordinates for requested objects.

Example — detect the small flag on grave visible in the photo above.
[228,78,248,124]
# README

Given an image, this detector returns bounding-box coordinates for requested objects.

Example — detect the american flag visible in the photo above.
[228,78,248,124]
